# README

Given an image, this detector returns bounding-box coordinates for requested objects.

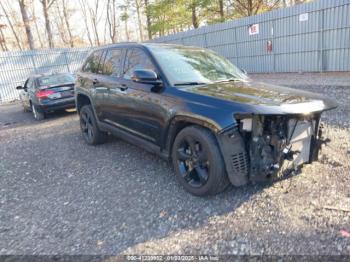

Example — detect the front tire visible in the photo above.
[171,126,230,196]
[31,103,45,120]
[79,105,107,145]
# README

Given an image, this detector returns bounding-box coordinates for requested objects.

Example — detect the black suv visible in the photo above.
[75,43,336,196]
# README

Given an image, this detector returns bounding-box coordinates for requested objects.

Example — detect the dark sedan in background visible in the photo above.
[16,73,75,120]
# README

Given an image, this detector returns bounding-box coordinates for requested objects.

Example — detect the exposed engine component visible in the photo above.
[219,114,323,185]
[249,115,288,182]
[243,115,321,182]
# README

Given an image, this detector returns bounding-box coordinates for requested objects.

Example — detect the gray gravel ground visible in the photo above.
[0,73,350,256]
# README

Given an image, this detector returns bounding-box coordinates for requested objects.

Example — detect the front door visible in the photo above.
[105,47,168,145]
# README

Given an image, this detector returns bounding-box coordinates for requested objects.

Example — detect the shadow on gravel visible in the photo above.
[0,102,77,130]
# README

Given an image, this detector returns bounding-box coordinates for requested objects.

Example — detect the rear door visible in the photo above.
[96,48,125,122]
[77,50,106,119]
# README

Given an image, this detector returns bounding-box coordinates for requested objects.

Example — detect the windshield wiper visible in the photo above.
[174,82,208,86]
[214,78,241,84]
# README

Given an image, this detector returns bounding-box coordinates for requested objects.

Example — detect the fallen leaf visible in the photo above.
[340,230,350,239]
[159,211,167,218]
[97,240,104,246]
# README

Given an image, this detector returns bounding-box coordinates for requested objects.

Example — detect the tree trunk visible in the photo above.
[124,18,129,41]
[219,0,224,22]
[18,0,35,50]
[88,1,101,46]
[0,27,9,51]
[248,0,253,16]
[135,0,144,41]
[32,5,44,48]
[91,17,100,46]
[41,0,54,48]
[54,3,69,46]
[79,0,93,46]
[0,1,22,50]
[62,0,74,47]
[144,0,152,40]
[106,0,117,43]
[191,5,198,28]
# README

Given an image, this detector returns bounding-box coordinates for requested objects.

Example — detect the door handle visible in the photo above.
[110,86,128,93]
[120,84,128,91]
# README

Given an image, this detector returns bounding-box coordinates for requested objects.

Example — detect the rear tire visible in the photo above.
[79,105,107,145]
[171,126,230,196]
[31,103,45,120]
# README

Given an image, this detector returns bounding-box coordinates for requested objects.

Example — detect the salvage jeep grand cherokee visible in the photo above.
[75,43,337,196]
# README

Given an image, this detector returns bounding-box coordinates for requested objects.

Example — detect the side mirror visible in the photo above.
[16,86,23,90]
[131,69,162,86]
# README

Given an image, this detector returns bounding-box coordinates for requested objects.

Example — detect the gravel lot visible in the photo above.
[0,73,349,256]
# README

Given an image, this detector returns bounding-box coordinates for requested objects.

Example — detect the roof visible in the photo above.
[91,42,197,51]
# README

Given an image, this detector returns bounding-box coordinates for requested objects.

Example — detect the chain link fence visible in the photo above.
[0,0,349,103]
[0,48,91,103]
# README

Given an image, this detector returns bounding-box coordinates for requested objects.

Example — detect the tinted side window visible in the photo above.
[123,48,156,80]
[102,48,124,77]
[83,50,103,73]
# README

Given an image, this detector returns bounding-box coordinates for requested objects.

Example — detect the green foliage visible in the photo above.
[146,0,286,38]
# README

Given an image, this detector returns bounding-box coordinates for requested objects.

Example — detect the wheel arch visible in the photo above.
[162,114,222,158]
[76,93,92,113]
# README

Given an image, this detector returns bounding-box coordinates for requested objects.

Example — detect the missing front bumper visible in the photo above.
[218,114,324,186]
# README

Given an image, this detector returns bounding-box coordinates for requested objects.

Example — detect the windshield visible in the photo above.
[38,73,74,86]
[148,45,248,86]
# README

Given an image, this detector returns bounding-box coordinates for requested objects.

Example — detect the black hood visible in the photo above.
[183,80,338,114]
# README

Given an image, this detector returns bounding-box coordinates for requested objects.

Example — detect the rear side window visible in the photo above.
[123,48,156,80]
[102,48,124,77]
[83,50,103,74]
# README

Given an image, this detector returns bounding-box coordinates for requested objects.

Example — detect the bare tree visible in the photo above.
[134,0,144,41]
[79,0,93,46]
[54,2,69,46]
[144,0,152,40]
[0,1,22,50]
[31,3,44,48]
[88,0,102,46]
[0,24,9,51]
[106,0,118,43]
[39,0,55,48]
[61,0,74,47]
[18,0,35,50]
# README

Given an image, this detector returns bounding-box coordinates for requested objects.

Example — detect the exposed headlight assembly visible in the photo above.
[234,113,253,132]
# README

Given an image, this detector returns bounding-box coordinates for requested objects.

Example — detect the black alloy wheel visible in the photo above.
[80,109,94,142]
[176,136,210,188]
[172,126,230,196]
[79,105,107,145]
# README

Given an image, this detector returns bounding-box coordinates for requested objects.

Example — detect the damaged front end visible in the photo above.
[217,113,327,186]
